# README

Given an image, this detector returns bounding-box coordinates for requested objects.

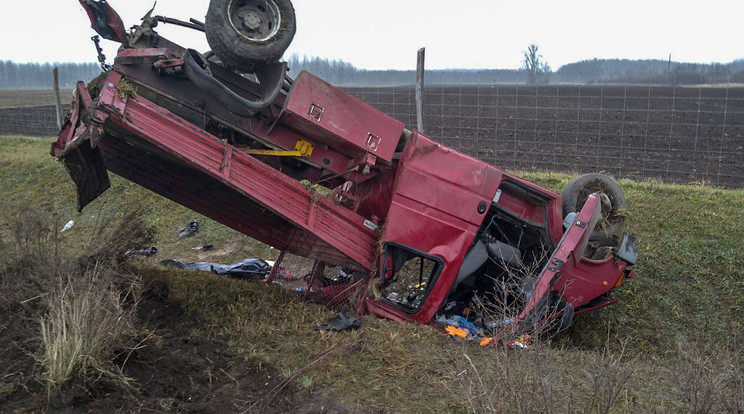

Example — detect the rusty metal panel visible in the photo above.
[116,48,169,64]
[90,78,378,269]
[281,71,404,165]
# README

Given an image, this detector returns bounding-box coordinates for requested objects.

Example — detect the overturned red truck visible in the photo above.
[52,0,637,335]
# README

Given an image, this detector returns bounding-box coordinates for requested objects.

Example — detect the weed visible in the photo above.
[672,335,744,414]
[582,338,636,413]
[38,267,138,396]
[0,199,150,405]
[85,205,156,267]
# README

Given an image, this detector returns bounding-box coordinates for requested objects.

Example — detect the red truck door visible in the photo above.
[516,193,601,326]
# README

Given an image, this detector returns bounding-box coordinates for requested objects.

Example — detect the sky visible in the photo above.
[1,0,742,71]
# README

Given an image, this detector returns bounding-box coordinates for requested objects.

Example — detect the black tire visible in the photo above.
[561,173,626,239]
[205,0,296,72]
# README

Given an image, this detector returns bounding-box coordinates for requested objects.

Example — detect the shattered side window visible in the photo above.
[379,243,443,312]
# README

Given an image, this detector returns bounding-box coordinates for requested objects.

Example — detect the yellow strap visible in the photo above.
[243,139,314,157]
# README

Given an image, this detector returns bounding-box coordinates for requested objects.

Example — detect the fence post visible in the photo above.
[53,67,63,130]
[416,48,425,134]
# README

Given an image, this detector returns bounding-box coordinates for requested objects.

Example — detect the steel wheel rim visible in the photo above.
[228,0,282,42]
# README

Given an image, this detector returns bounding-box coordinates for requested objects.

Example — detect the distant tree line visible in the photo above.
[2,56,742,90]
[288,54,744,86]
[554,58,744,84]
[286,54,525,86]
[0,61,102,89]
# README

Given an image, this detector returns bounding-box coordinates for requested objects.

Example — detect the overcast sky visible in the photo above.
[1,0,742,70]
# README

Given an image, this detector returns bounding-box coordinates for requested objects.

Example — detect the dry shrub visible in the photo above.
[38,268,138,396]
[85,206,155,266]
[3,208,60,265]
[0,206,152,318]
[676,345,720,414]
[0,205,152,402]
[0,209,71,321]
[447,337,636,413]
[675,337,744,414]
[581,340,635,413]
[443,253,635,413]
[722,340,744,413]
[448,342,558,413]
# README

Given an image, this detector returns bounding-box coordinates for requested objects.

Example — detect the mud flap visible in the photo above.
[61,141,111,212]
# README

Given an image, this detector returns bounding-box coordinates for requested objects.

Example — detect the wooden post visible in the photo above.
[415,48,425,134]
[53,67,63,129]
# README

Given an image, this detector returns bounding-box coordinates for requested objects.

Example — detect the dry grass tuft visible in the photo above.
[38,268,138,396]
[0,205,150,403]
[86,206,156,266]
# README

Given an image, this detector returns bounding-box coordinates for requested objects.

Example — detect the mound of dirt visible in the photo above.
[7,280,353,413]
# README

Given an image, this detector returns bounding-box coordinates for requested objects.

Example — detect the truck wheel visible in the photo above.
[205,0,296,72]
[561,173,626,239]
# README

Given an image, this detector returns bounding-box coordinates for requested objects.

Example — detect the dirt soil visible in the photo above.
[0,90,73,110]
[4,280,353,414]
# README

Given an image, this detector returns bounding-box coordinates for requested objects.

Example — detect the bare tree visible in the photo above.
[522,44,551,84]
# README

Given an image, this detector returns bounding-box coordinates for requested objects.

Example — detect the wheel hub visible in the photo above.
[228,0,281,42]
[240,11,262,31]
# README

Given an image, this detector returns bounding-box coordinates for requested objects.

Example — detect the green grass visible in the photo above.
[519,171,744,352]
[2,135,743,412]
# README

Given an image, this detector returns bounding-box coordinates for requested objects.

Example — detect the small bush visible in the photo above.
[674,337,744,414]
[443,251,634,413]
[38,268,138,395]
[446,338,636,413]
[85,206,156,267]
[0,205,151,403]
[0,209,69,321]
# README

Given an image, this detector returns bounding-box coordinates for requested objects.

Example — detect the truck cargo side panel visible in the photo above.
[89,76,377,269]
[97,131,358,266]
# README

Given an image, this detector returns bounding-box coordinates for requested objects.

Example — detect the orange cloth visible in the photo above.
[445,325,468,338]
[479,337,494,346]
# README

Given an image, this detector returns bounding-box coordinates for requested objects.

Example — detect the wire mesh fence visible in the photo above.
[0,105,59,137]
[345,81,744,188]
[2,78,742,187]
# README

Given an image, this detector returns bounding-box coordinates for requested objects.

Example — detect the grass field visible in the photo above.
[1,135,743,412]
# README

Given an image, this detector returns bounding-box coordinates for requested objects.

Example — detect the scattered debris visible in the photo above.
[192,244,214,251]
[445,326,468,338]
[178,221,199,238]
[268,264,295,281]
[59,220,74,233]
[160,258,270,280]
[437,306,532,348]
[314,311,363,331]
[124,246,159,256]
[507,335,531,348]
